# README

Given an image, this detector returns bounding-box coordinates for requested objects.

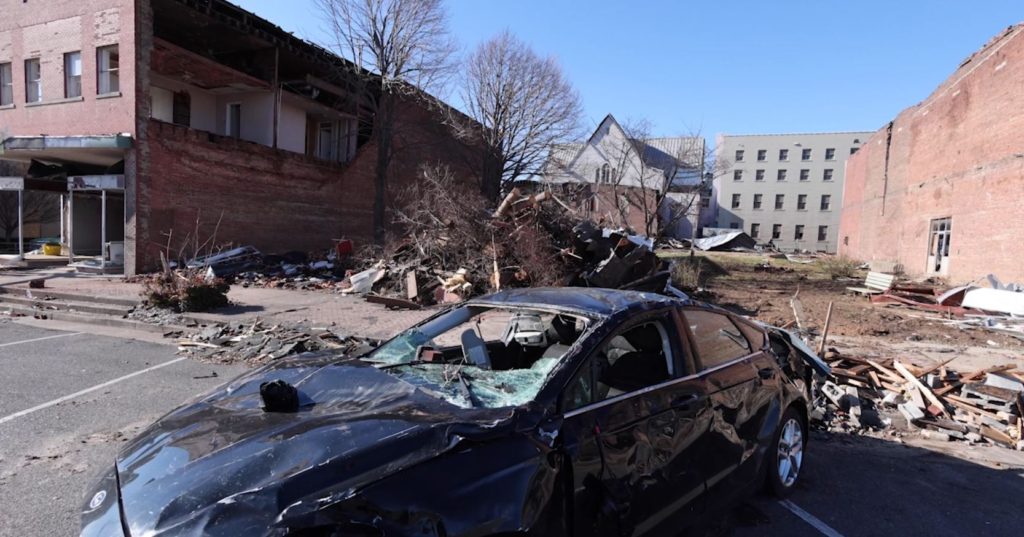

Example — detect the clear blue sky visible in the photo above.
[232,0,1021,139]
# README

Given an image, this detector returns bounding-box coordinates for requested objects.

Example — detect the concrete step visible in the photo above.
[0,294,133,317]
[0,287,139,308]
[0,303,191,335]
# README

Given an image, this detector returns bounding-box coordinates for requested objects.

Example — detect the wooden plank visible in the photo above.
[868,371,882,389]
[979,425,1015,447]
[946,395,1004,421]
[914,357,957,379]
[817,301,834,355]
[866,360,904,383]
[365,294,422,310]
[894,361,948,416]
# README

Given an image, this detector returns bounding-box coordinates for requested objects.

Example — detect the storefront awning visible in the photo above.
[0,134,133,167]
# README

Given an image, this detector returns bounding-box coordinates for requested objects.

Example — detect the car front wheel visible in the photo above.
[767,407,805,497]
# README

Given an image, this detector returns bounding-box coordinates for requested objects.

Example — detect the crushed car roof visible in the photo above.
[469,287,686,316]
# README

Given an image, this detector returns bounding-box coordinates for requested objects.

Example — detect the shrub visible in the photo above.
[671,254,727,290]
[819,255,860,279]
[142,268,229,312]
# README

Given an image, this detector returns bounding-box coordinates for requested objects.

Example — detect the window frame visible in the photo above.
[825,148,836,161]
[735,149,745,162]
[64,51,82,98]
[560,310,686,415]
[750,223,760,238]
[772,224,781,239]
[97,45,120,95]
[778,149,789,161]
[794,224,804,240]
[823,169,834,182]
[731,193,741,209]
[797,194,807,211]
[755,169,765,181]
[757,149,767,161]
[820,194,831,211]
[226,102,242,138]
[801,148,812,161]
[777,169,787,181]
[677,307,760,373]
[818,225,829,242]
[774,194,784,210]
[752,193,762,210]
[0,62,12,106]
[733,169,743,181]
[24,58,41,103]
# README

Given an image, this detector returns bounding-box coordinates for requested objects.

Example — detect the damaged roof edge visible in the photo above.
[1,134,134,152]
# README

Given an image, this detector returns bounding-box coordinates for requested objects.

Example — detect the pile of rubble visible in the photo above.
[868,274,1024,342]
[817,350,1023,450]
[173,319,379,366]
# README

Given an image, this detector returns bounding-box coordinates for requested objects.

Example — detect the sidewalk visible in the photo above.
[0,268,432,340]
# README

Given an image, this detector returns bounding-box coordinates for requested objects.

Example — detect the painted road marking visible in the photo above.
[779,499,847,537]
[0,332,82,348]
[0,357,188,425]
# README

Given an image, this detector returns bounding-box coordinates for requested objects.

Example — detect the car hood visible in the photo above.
[114,354,522,536]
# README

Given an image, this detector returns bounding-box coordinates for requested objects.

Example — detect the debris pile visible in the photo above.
[864,273,1024,342]
[818,351,1024,450]
[335,169,670,307]
[173,319,379,366]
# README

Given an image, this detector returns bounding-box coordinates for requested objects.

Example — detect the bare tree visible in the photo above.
[316,0,457,243]
[462,31,583,201]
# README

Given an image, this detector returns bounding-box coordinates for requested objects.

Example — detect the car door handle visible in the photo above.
[758,367,776,380]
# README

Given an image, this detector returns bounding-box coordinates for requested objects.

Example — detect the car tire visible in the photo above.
[766,407,805,498]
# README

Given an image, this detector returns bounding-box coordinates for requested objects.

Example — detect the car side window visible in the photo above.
[564,320,675,411]
[685,309,752,370]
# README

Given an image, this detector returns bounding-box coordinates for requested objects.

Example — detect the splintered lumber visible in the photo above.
[894,361,948,416]
[979,425,1015,446]
[817,301,834,355]
[868,371,882,390]
[914,357,957,379]
[936,364,1018,396]
[790,290,806,331]
[946,395,1004,422]
[865,360,904,384]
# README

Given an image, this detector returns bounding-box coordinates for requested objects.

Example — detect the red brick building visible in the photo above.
[839,24,1024,283]
[0,0,480,274]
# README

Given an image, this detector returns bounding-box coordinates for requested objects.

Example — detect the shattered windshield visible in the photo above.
[365,306,590,409]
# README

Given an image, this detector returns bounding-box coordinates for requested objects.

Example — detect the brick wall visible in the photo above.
[839,25,1024,284]
[133,98,481,272]
[0,0,136,137]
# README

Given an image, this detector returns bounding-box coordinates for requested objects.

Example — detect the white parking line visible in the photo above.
[0,332,82,348]
[0,357,188,425]
[779,499,846,537]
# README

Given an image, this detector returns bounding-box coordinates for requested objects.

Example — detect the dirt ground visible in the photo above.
[667,250,1024,353]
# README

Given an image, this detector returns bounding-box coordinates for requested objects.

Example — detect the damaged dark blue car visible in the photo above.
[80,288,829,537]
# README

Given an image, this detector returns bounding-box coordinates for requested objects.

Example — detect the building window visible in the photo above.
[774,194,784,210]
[64,51,82,98]
[25,58,41,103]
[750,223,760,238]
[729,222,740,229]
[850,147,859,155]
[700,196,710,208]
[753,193,762,209]
[731,194,741,209]
[825,148,836,160]
[772,224,781,240]
[227,103,242,138]
[733,170,743,181]
[820,194,831,211]
[612,168,617,181]
[797,194,807,210]
[794,225,804,240]
[97,45,120,94]
[779,149,789,161]
[735,149,744,162]
[755,169,765,181]
[173,91,191,126]
[757,149,767,161]
[601,163,610,183]
[799,169,809,181]
[823,169,834,181]
[594,168,600,183]
[777,169,787,181]
[0,63,12,106]
[818,225,828,241]
[317,122,336,160]
[801,148,811,161]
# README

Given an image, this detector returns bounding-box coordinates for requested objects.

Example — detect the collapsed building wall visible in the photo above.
[839,24,1024,283]
[135,95,482,272]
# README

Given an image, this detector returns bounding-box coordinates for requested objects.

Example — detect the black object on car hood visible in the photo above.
[114,353,521,536]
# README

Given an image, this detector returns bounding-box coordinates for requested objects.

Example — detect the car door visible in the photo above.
[559,311,711,536]
[678,307,777,508]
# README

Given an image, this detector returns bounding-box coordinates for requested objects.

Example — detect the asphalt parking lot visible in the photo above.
[1,320,1022,537]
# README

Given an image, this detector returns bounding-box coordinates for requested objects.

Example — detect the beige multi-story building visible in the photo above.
[714,132,872,253]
